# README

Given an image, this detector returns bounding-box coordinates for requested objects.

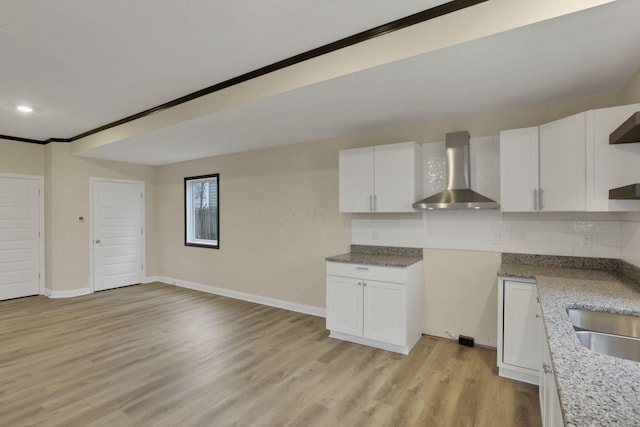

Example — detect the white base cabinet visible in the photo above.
[497,277,540,385]
[326,261,423,355]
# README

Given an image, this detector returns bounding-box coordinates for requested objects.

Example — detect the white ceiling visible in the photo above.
[3,1,640,165]
[0,0,450,140]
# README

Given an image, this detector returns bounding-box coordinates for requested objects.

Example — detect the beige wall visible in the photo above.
[156,139,351,309]
[621,69,640,104]
[0,138,45,176]
[423,249,501,346]
[45,142,157,292]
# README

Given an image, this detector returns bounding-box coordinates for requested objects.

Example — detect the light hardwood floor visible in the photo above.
[0,283,541,426]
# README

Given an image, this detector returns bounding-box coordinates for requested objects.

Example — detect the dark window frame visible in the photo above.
[184,173,220,249]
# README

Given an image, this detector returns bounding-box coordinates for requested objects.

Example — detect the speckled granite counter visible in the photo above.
[499,256,640,426]
[325,245,422,268]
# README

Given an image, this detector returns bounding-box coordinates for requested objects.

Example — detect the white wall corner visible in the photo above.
[155,276,326,318]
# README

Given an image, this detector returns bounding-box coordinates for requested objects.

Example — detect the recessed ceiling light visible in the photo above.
[16,105,34,113]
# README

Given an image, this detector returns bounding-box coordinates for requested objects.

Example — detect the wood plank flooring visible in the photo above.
[0,283,541,426]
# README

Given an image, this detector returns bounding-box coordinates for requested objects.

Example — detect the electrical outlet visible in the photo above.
[458,335,475,347]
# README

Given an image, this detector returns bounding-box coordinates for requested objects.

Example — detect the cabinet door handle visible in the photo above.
[533,189,538,210]
[362,282,367,287]
[535,314,541,319]
[374,194,377,212]
[369,195,373,212]
[539,189,544,210]
[356,266,369,271]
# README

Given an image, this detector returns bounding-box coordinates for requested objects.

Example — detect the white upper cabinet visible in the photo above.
[500,127,539,212]
[339,147,374,213]
[339,141,422,213]
[500,112,586,212]
[501,104,640,212]
[586,103,640,211]
[539,112,586,211]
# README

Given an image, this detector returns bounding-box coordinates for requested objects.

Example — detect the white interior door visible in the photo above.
[92,179,144,292]
[0,175,42,301]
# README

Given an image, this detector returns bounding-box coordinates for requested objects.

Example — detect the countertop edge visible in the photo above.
[325,253,422,268]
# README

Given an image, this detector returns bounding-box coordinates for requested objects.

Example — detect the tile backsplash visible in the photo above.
[351,137,639,259]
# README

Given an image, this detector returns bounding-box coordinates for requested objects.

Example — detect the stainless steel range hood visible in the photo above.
[413,131,498,210]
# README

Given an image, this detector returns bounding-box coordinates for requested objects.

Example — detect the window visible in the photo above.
[185,174,219,248]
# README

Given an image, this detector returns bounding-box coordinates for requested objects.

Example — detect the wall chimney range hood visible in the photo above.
[413,131,498,210]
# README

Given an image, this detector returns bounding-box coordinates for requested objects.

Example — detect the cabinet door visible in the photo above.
[541,325,564,427]
[326,275,363,336]
[539,113,586,211]
[339,147,374,213]
[500,127,540,212]
[363,279,406,346]
[503,281,539,371]
[538,303,550,425]
[373,142,420,213]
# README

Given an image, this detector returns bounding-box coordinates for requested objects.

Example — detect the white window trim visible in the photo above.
[185,174,219,249]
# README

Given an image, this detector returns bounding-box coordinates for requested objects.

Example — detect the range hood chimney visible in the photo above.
[413,131,498,210]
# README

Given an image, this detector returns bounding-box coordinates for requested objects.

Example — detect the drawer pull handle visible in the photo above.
[356,267,369,271]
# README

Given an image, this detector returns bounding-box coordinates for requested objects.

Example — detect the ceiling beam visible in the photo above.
[69,0,614,156]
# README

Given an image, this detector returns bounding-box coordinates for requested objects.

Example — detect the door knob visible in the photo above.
[95,239,101,244]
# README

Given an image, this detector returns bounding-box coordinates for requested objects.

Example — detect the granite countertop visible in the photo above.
[499,259,640,426]
[325,245,422,268]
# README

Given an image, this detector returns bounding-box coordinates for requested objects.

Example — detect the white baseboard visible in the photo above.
[498,366,539,385]
[155,276,326,318]
[328,331,412,355]
[143,276,163,284]
[45,287,92,298]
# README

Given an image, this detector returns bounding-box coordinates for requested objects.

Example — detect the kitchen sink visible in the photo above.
[567,309,640,338]
[575,331,640,362]
[567,309,640,362]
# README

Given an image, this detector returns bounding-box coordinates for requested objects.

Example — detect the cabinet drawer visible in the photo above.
[326,262,408,283]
